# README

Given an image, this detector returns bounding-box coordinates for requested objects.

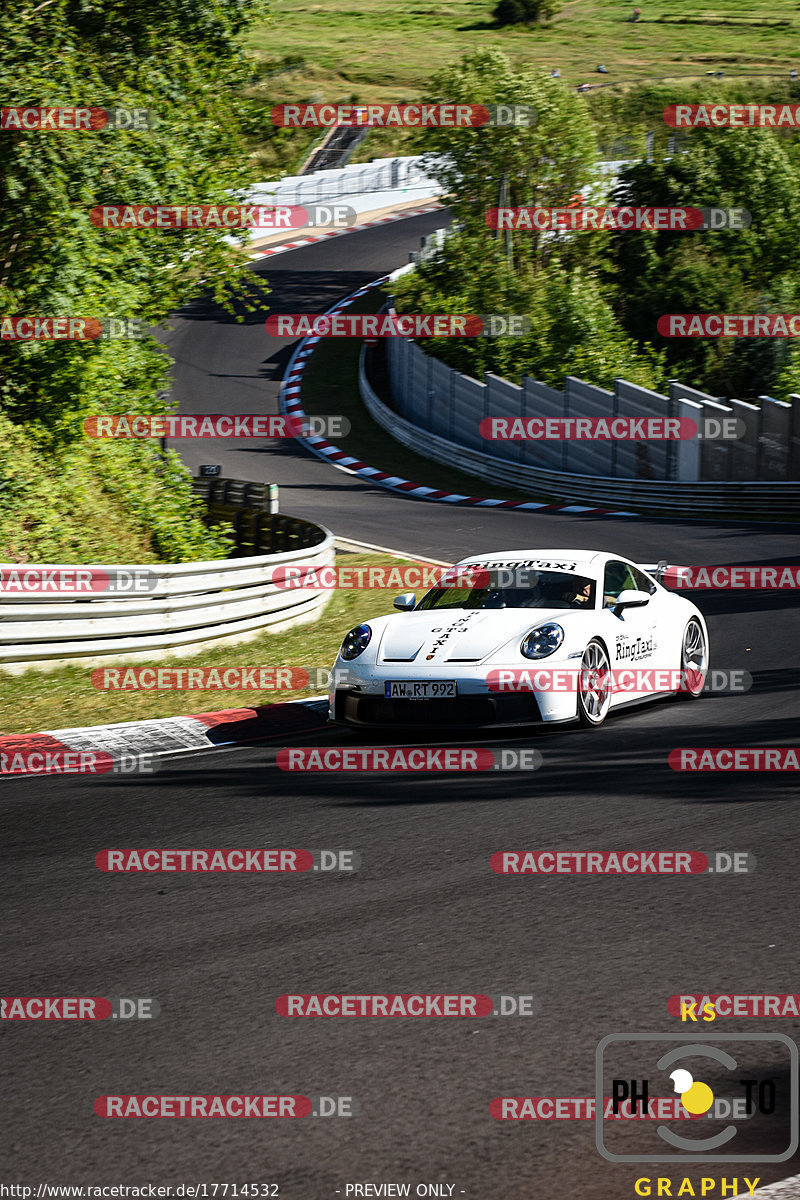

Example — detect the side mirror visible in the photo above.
[614,589,650,610]
[393,592,416,611]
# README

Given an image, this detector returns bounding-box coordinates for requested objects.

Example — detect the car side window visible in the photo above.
[603,560,637,607]
[631,565,657,595]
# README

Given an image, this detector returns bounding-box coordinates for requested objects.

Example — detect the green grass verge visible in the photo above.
[0,552,429,737]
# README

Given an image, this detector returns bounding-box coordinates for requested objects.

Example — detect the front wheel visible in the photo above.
[679,617,708,699]
[577,639,612,727]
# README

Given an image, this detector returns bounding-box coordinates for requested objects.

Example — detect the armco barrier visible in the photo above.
[360,344,800,519]
[0,499,334,675]
[249,152,630,211]
[248,155,442,207]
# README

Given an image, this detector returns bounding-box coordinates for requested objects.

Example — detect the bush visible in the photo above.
[493,0,526,25]
[494,0,559,24]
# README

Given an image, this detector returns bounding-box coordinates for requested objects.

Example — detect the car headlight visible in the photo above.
[340,623,372,660]
[521,622,564,660]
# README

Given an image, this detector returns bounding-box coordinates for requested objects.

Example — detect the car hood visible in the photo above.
[376,607,573,664]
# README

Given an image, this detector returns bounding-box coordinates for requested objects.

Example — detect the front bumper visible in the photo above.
[332,688,549,729]
[329,659,582,727]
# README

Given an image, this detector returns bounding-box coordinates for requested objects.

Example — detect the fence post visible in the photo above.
[790,395,800,479]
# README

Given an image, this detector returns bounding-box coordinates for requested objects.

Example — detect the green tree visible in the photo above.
[611,130,800,398]
[393,54,662,392]
[420,54,597,233]
[493,0,525,26]
[494,0,559,24]
[522,0,559,20]
[0,0,269,562]
[392,227,664,392]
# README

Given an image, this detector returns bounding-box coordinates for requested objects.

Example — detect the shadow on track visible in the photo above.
[97,704,800,809]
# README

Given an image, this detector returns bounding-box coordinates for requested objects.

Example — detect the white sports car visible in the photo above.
[328,549,709,729]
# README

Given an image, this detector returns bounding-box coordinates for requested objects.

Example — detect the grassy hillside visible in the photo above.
[248,0,797,106]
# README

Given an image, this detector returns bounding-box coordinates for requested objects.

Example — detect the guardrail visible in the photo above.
[0,488,335,674]
[249,152,632,208]
[360,344,800,520]
[248,155,443,207]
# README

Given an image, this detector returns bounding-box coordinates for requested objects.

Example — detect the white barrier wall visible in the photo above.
[251,152,630,210]
[249,156,445,207]
[386,337,799,483]
[615,379,672,481]
[760,395,793,480]
[0,532,335,674]
[362,344,800,516]
[521,379,570,472]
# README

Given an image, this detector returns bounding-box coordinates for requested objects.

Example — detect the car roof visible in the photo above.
[454,549,622,576]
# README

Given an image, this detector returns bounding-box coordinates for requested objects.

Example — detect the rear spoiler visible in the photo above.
[637,561,692,588]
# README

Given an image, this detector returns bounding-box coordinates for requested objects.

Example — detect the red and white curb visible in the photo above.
[0,699,329,777]
[279,277,638,517]
[249,205,443,261]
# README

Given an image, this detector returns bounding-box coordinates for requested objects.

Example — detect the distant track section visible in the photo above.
[301,124,369,173]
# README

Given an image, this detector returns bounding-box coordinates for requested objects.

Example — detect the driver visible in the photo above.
[561,580,592,607]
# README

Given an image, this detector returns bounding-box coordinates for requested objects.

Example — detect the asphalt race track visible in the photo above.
[3,213,800,1197]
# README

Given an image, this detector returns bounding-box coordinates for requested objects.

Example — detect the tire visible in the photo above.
[679,617,708,699]
[577,639,612,727]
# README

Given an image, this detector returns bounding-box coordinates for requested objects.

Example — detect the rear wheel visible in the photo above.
[679,617,708,699]
[577,639,612,727]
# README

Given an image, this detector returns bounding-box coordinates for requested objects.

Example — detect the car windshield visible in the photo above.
[415,571,596,611]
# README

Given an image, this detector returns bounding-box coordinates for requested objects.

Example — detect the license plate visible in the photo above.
[385,680,457,700]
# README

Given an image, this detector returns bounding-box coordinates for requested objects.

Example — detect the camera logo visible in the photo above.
[669,1068,714,1115]
[596,1033,798,1162]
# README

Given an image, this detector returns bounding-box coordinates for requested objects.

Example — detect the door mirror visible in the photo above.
[614,589,650,609]
[393,592,416,611]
